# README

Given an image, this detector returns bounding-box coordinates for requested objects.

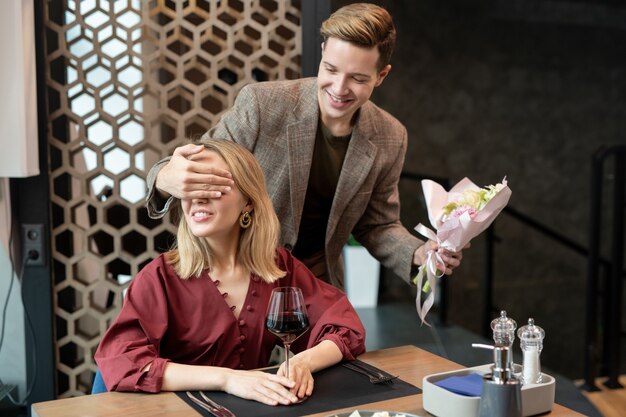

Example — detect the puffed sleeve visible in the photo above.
[94,257,171,392]
[278,249,366,360]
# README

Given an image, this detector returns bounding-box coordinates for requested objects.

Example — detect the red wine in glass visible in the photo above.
[266,311,310,343]
[266,287,310,383]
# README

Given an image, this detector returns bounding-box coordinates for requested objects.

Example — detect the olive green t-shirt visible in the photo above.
[292,121,350,260]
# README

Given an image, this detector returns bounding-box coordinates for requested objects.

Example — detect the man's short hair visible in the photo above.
[320,3,396,71]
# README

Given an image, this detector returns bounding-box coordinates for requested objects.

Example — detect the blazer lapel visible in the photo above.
[286,80,319,239]
[327,107,378,241]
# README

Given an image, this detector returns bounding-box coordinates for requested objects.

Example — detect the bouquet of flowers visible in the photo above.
[414,177,512,325]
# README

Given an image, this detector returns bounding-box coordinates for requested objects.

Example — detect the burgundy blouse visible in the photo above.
[95,248,366,392]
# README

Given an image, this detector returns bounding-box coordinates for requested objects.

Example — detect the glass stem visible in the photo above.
[284,342,291,379]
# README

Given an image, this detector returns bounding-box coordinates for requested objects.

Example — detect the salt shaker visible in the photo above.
[517,318,545,384]
[491,310,517,369]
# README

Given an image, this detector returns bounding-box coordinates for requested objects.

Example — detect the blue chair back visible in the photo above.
[91,369,108,394]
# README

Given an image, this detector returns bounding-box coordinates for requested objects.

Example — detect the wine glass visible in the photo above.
[266,287,310,382]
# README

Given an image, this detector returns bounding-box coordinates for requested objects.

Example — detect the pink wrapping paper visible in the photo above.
[414,177,512,325]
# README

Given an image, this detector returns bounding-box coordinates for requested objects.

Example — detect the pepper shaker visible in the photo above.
[491,310,517,370]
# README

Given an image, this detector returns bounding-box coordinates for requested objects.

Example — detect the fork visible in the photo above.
[343,361,398,384]
[186,391,223,417]
[353,360,398,383]
[344,361,399,384]
[343,362,381,383]
[199,391,237,417]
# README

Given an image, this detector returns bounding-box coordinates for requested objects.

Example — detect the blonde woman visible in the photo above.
[95,140,365,405]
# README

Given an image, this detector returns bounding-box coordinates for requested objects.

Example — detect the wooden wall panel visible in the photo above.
[43,0,302,397]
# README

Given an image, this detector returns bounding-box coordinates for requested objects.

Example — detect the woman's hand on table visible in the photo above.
[275,340,343,400]
[223,369,298,405]
[277,356,315,399]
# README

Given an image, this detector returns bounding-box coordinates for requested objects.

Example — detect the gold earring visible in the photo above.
[239,211,252,229]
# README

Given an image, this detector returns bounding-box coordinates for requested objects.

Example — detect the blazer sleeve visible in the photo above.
[145,83,262,219]
[203,84,261,152]
[353,125,424,284]
[145,156,174,219]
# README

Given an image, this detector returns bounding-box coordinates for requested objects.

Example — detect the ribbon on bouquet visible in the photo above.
[414,223,445,326]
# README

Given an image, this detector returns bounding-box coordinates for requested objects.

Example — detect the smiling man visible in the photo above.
[146,3,463,288]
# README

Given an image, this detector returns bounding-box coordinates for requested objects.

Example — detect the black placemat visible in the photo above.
[177,360,421,417]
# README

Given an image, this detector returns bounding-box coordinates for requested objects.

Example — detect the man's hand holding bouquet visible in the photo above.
[414,177,512,325]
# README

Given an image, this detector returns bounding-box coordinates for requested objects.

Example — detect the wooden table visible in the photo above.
[32,345,585,417]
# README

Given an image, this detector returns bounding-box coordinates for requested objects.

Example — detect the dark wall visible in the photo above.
[336,0,626,378]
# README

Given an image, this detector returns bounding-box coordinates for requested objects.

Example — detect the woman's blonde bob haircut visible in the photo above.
[167,139,285,282]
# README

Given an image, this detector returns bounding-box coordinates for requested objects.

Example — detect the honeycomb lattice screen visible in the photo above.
[44,0,302,397]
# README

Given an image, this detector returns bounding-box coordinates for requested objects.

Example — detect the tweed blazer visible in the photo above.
[147,78,423,288]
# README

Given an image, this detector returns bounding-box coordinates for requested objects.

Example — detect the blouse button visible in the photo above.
[251,290,258,296]
[239,319,246,326]
[240,334,246,341]
[252,276,259,282]
[239,347,245,354]
[239,364,245,369]
[246,305,253,312]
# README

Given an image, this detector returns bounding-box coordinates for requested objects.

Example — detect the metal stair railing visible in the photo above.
[482,204,595,338]
[482,146,625,391]
[582,145,626,392]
